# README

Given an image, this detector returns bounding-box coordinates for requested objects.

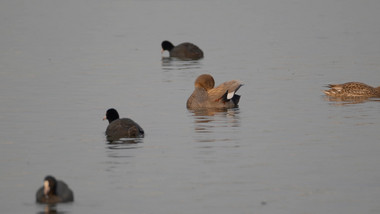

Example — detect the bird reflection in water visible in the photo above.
[189,108,241,140]
[161,57,202,71]
[104,139,142,173]
[106,138,143,155]
[323,95,380,105]
[106,136,144,145]
[37,204,64,214]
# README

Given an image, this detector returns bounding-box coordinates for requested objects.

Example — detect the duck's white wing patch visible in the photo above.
[227,91,235,100]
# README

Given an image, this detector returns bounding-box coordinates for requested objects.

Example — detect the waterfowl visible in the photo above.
[161,40,204,60]
[187,74,243,109]
[36,175,74,204]
[323,82,380,97]
[103,108,144,139]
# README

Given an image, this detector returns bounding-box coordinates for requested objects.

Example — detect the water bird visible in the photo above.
[103,108,144,140]
[161,40,204,60]
[36,175,74,204]
[187,74,243,109]
[323,82,380,97]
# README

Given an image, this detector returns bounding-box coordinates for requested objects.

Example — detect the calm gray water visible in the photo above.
[1,0,380,213]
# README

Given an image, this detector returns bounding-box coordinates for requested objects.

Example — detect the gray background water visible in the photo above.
[1,0,380,213]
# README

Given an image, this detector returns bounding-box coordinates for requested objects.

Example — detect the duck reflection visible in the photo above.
[161,57,202,71]
[189,108,241,144]
[106,136,143,145]
[105,138,142,160]
[37,204,64,214]
[190,107,240,117]
[323,95,380,105]
[104,139,142,173]
[106,138,143,155]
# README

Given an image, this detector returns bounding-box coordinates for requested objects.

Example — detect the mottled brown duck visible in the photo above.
[323,82,380,97]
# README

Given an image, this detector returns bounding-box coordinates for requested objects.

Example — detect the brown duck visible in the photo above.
[187,74,243,109]
[323,82,380,97]
[161,40,204,60]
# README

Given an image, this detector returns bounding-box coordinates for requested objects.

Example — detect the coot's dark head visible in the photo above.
[104,108,120,123]
[44,175,57,196]
[161,41,175,51]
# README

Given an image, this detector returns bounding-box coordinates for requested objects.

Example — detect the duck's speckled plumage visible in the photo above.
[323,82,380,97]
[187,74,243,109]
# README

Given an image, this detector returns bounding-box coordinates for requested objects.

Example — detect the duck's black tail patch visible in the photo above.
[232,94,240,105]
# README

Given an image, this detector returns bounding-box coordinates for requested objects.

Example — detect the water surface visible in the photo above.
[1,0,380,213]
